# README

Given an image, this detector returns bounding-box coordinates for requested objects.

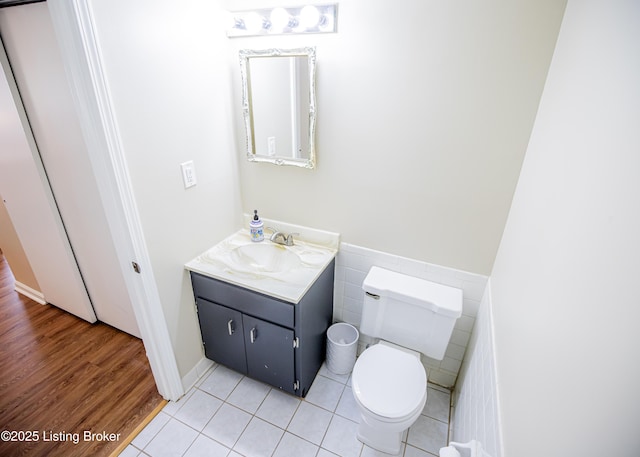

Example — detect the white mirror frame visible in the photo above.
[239,47,317,169]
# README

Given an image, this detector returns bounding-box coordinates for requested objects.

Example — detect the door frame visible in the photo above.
[47,0,183,401]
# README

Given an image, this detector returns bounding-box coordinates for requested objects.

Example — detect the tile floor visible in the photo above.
[119,363,451,457]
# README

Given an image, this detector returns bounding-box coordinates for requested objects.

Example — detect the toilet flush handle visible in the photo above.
[365,291,380,299]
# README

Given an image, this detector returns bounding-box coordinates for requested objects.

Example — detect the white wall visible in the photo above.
[85,0,242,378]
[0,194,40,292]
[230,0,566,275]
[489,1,640,456]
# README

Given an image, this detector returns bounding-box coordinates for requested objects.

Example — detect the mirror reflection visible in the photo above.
[240,47,316,169]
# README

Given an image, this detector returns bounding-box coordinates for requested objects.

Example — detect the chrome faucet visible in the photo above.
[268,228,298,246]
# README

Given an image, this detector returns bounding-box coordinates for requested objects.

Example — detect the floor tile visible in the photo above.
[226,376,271,413]
[234,417,284,457]
[201,403,251,448]
[131,411,170,449]
[287,401,333,445]
[318,362,351,384]
[255,388,301,428]
[130,365,453,457]
[317,449,340,457]
[423,387,450,423]
[143,417,198,457]
[199,365,243,400]
[174,389,223,431]
[162,389,195,417]
[321,414,363,457]
[406,414,448,455]
[183,434,230,457]
[118,445,141,457]
[361,443,406,457]
[273,432,319,457]
[404,444,436,457]
[335,387,360,422]
[304,374,345,412]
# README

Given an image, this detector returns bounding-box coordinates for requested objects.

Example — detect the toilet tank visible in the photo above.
[360,266,462,360]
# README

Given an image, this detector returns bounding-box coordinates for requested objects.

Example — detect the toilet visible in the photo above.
[351,266,463,455]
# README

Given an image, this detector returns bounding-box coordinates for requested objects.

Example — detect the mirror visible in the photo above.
[240,47,316,169]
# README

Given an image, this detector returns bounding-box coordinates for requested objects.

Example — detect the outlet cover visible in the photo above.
[181,161,197,188]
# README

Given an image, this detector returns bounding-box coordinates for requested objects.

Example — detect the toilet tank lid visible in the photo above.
[362,266,462,318]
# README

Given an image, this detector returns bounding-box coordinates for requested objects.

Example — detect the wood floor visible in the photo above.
[0,252,164,457]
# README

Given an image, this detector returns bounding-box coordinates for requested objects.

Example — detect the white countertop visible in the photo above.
[185,224,339,304]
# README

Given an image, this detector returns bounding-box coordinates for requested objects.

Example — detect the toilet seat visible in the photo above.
[352,343,427,420]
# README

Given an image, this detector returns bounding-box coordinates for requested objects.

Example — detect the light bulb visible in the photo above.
[270,7,290,31]
[299,5,320,29]
[243,12,264,33]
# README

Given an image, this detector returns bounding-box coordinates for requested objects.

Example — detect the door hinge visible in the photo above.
[131,261,141,274]
[293,337,300,349]
[293,380,300,391]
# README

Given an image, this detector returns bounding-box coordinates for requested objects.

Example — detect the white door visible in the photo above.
[0,41,97,323]
[0,3,141,337]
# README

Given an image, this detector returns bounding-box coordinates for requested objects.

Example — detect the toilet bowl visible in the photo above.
[351,341,427,455]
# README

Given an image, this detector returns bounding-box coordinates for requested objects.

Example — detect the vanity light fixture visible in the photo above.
[227,4,337,38]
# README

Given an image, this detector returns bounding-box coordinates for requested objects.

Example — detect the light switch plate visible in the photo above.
[267,136,276,156]
[181,161,197,188]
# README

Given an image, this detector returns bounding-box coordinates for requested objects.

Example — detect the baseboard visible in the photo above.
[181,356,214,394]
[14,281,46,304]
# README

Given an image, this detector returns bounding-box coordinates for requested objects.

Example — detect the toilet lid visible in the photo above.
[352,344,426,419]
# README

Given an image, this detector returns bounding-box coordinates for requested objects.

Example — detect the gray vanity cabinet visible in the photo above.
[197,298,248,375]
[242,314,295,391]
[190,259,334,397]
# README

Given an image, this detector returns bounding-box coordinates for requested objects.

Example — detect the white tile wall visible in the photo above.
[451,280,503,457]
[333,242,488,388]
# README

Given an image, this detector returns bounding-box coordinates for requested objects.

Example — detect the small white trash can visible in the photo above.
[326,323,359,375]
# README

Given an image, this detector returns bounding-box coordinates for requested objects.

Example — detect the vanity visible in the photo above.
[185,220,339,397]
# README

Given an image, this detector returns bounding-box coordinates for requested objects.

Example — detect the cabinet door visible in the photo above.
[243,315,295,394]
[197,299,248,374]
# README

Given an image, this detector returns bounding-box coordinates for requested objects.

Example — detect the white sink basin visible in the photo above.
[229,243,301,273]
[185,224,339,303]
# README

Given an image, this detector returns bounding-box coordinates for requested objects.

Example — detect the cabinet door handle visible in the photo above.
[227,319,235,336]
[250,327,257,343]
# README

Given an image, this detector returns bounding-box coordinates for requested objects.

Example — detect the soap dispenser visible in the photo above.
[250,210,264,242]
